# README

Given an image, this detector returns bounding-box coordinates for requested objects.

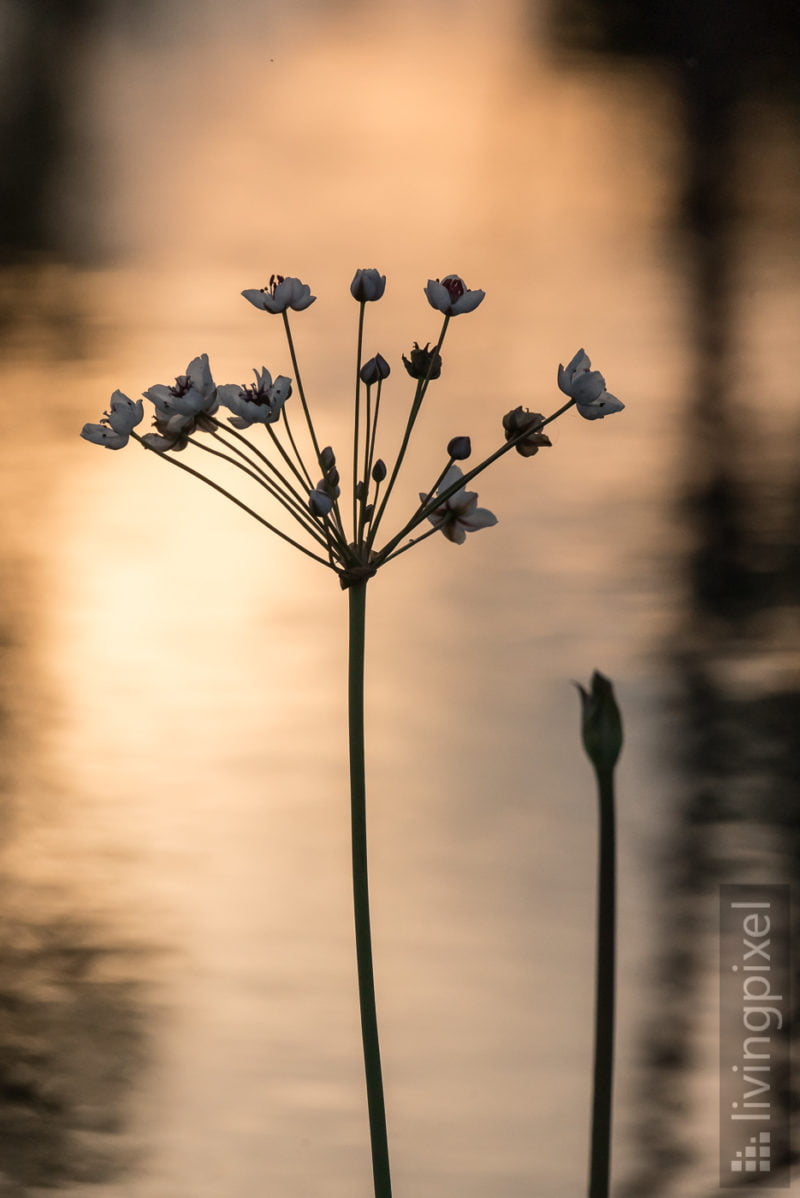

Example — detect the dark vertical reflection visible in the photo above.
[0,645,150,1189]
[0,8,161,1187]
[0,494,151,1189]
[538,0,799,1191]
[0,0,156,339]
[0,0,160,263]
[0,906,147,1189]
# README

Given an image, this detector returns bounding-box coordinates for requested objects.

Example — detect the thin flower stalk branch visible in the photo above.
[131,433,335,569]
[207,425,305,504]
[276,405,316,490]
[366,376,384,487]
[378,522,441,563]
[374,397,576,564]
[191,435,330,547]
[215,411,315,508]
[281,310,324,467]
[352,300,366,537]
[366,315,450,549]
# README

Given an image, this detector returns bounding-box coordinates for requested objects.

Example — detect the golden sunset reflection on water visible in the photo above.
[1,0,798,1194]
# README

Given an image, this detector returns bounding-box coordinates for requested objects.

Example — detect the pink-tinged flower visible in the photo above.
[218,368,292,429]
[421,465,497,545]
[424,275,485,316]
[80,390,143,450]
[144,354,218,420]
[557,349,625,421]
[140,355,219,452]
[350,269,386,302]
[242,275,316,313]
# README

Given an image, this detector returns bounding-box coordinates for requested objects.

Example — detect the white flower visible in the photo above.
[139,354,219,451]
[242,275,316,314]
[218,368,292,429]
[421,465,497,545]
[144,354,218,420]
[80,389,143,450]
[557,349,625,420]
[424,275,485,316]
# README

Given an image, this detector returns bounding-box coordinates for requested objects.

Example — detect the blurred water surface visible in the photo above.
[0,1,798,1195]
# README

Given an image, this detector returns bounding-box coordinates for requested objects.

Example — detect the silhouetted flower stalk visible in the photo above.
[576,671,624,1198]
[82,269,625,1198]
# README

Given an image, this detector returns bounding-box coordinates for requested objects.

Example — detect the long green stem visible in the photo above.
[347,580,392,1198]
[589,766,615,1198]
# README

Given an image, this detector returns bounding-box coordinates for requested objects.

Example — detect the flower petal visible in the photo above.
[451,288,485,314]
[570,370,606,405]
[576,392,625,420]
[424,280,451,313]
[106,391,143,434]
[80,422,127,449]
[242,289,269,310]
[460,506,498,531]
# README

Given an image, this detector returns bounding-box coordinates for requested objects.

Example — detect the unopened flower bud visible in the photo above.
[317,475,340,500]
[447,436,471,461]
[575,671,623,773]
[350,268,386,302]
[359,353,391,384]
[325,466,340,488]
[309,488,333,517]
[363,503,374,522]
[371,459,387,483]
[402,341,442,381]
[320,446,336,471]
[502,407,552,457]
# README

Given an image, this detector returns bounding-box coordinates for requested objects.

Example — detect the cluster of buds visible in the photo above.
[82,269,624,586]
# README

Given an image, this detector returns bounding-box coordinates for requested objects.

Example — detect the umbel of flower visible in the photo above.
[558,349,625,420]
[141,353,219,452]
[350,269,386,302]
[424,275,485,316]
[80,390,143,450]
[422,466,497,545]
[218,368,292,429]
[242,275,316,313]
[502,407,552,457]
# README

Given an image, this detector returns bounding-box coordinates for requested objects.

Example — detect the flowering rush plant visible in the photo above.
[82,269,624,1198]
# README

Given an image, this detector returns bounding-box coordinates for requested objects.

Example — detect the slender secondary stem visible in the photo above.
[132,433,333,569]
[281,310,323,466]
[367,316,450,550]
[347,580,392,1198]
[353,301,366,537]
[374,398,576,564]
[589,766,616,1198]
